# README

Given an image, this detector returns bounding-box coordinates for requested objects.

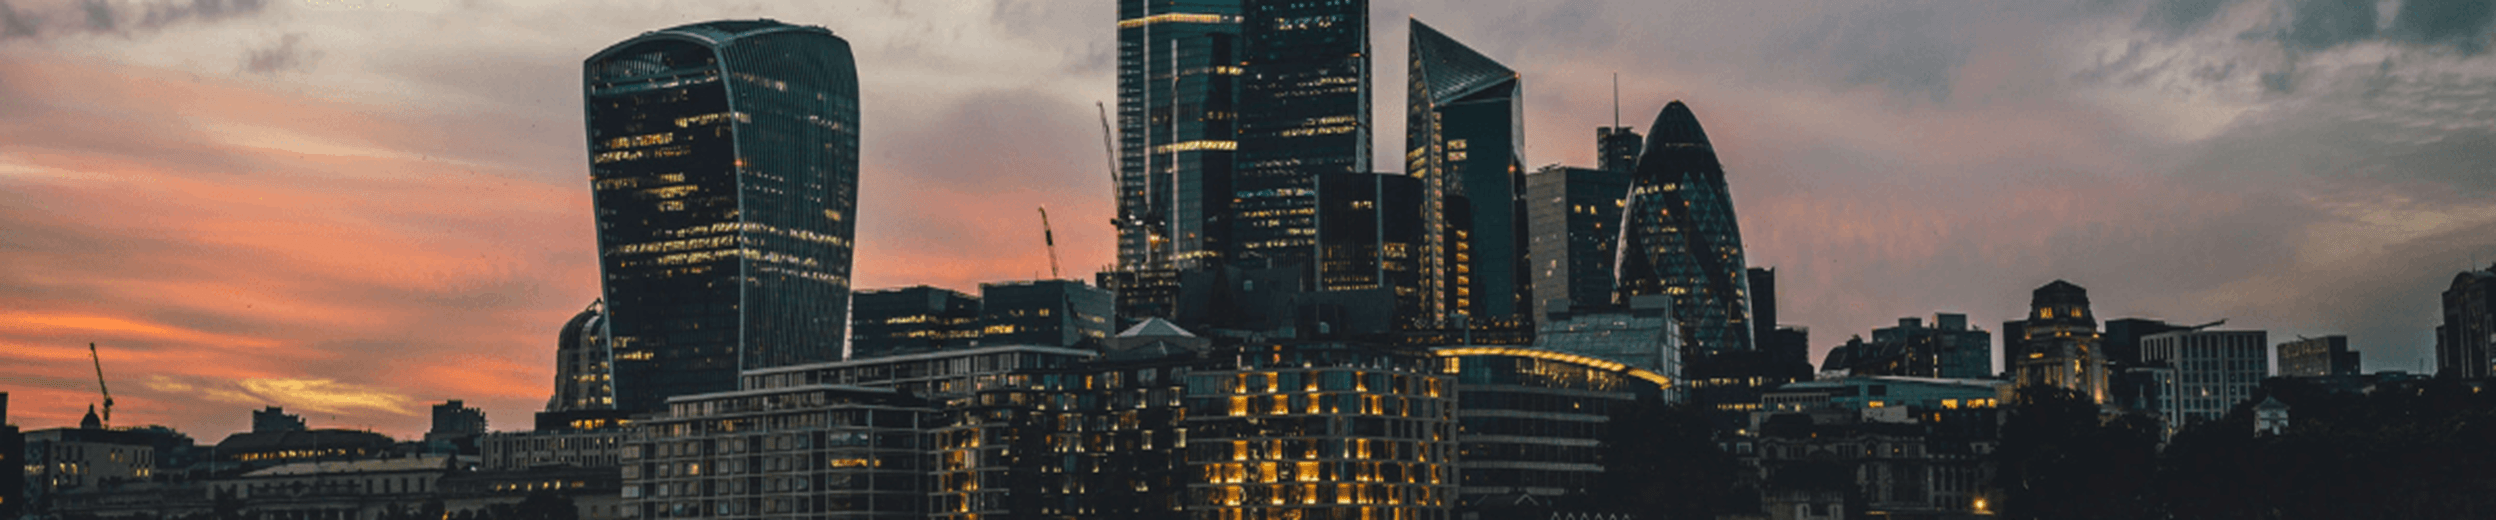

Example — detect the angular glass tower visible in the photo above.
[1233,0,1370,273]
[583,20,860,413]
[1616,101,1753,353]
[1116,0,1242,271]
[1409,19,1527,327]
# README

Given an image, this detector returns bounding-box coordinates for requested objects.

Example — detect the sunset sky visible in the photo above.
[1,0,2491,439]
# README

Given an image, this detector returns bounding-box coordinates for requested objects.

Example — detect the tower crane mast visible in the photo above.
[89,342,113,429]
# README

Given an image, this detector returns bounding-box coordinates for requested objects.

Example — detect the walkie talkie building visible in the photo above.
[1616,101,1753,354]
[583,20,860,413]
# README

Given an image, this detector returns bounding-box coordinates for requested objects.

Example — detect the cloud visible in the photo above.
[0,0,270,40]
[2281,0,2378,52]
[2390,0,2496,53]
[2141,0,2238,38]
[240,32,315,75]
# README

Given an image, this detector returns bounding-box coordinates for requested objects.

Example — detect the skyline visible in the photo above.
[1,0,2493,439]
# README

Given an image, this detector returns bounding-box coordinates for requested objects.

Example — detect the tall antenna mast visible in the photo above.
[1612,72,1621,129]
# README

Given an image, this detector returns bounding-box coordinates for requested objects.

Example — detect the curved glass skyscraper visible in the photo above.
[583,20,860,413]
[1616,101,1752,353]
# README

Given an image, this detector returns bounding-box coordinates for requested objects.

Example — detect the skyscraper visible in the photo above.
[2007,280,2108,403]
[1616,101,1754,353]
[2437,263,2496,379]
[1234,0,1370,274]
[1410,19,1527,327]
[583,20,861,412]
[546,300,612,412]
[1315,172,1427,329]
[1598,126,1642,173]
[1116,0,1242,271]
[1526,166,1628,320]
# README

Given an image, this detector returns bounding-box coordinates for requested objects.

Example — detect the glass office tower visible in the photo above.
[1409,19,1527,327]
[583,20,861,413]
[1616,101,1753,353]
[1234,0,1371,274]
[1117,0,1242,271]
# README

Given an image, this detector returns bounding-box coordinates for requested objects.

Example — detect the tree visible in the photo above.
[509,491,580,520]
[1587,396,1750,519]
[1993,386,2159,520]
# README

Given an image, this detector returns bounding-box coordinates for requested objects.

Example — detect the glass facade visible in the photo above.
[584,20,861,413]
[1616,101,1754,354]
[1235,0,1370,273]
[1316,173,1426,329]
[848,286,982,360]
[1182,343,1457,520]
[550,299,615,412]
[978,280,1117,349]
[1408,19,1528,329]
[1438,349,1667,508]
[1525,166,1629,320]
[1118,0,1242,271]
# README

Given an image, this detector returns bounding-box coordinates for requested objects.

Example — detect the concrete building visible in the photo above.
[622,386,932,519]
[2278,335,2359,377]
[2004,281,2108,403]
[426,400,488,454]
[2141,329,2271,433]
[481,428,627,471]
[23,424,157,510]
[211,456,451,519]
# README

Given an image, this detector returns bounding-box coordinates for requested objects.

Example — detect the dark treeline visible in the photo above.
[1999,381,2496,520]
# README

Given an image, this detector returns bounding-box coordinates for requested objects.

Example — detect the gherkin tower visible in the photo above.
[1616,101,1753,353]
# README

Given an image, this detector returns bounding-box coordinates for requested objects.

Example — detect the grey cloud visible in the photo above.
[2282,0,2377,51]
[2390,0,2496,53]
[0,0,268,40]
[1793,4,1972,104]
[241,32,316,75]
[2140,0,2237,38]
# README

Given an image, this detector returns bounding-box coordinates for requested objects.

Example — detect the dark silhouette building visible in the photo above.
[849,285,983,359]
[1233,0,1370,274]
[2438,263,2496,379]
[1527,166,1630,322]
[1115,0,1241,273]
[250,406,303,433]
[1314,172,1428,331]
[0,393,20,520]
[1616,101,1755,354]
[583,20,861,412]
[1441,347,1672,516]
[1822,314,1992,379]
[2004,281,2108,403]
[979,280,1116,349]
[1598,126,1642,173]
[2279,335,2359,377]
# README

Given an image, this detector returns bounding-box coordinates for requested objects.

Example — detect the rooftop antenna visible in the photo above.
[1612,72,1620,129]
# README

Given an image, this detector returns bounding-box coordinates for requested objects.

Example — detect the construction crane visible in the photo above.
[1039,206,1063,279]
[1098,101,1123,231]
[89,342,113,429]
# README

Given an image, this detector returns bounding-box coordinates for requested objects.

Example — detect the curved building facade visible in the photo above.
[549,299,613,412]
[584,20,861,412]
[1616,101,1753,353]
[1434,347,1669,512]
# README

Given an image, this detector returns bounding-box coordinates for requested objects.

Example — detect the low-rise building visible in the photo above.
[621,385,933,519]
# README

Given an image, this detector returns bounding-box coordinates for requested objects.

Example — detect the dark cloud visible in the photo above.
[0,0,269,40]
[1795,4,1972,103]
[2140,0,2237,38]
[2282,0,2377,51]
[2390,0,2496,53]
[241,32,315,75]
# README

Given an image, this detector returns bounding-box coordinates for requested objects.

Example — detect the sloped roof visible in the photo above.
[1117,318,1197,338]
[1411,19,1516,104]
[243,455,449,477]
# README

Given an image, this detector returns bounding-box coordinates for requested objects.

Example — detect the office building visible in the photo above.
[1749,267,1813,374]
[0,394,18,520]
[1616,101,1754,354]
[978,280,1117,349]
[214,429,396,468]
[1526,166,1630,322]
[1437,346,1671,513]
[2004,281,2108,403]
[548,300,615,413]
[211,456,451,518]
[2140,329,2270,432]
[1179,342,1459,520]
[2102,317,2192,369]
[430,400,487,439]
[1749,377,2005,518]
[1100,266,1188,325]
[944,335,1205,519]
[23,425,157,509]
[1115,0,1242,272]
[251,406,305,433]
[849,285,983,359]
[2278,335,2359,377]
[1409,19,1529,329]
[1533,295,1680,377]
[1314,173,1428,330]
[1821,315,1991,379]
[2437,263,2496,379]
[480,428,626,471]
[1598,126,1642,173]
[584,20,861,412]
[1234,0,1370,272]
[621,386,931,519]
